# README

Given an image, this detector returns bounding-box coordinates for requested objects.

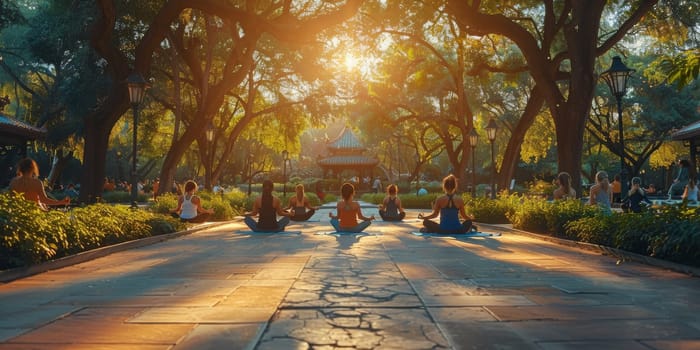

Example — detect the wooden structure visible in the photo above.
[0,97,46,186]
[671,119,700,176]
[317,127,378,187]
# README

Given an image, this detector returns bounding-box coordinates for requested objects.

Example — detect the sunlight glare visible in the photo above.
[344,53,359,72]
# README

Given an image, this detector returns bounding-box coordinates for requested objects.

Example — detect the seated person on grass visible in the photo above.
[170,180,214,223]
[418,174,474,234]
[10,158,70,210]
[378,184,406,221]
[328,182,375,233]
[286,184,318,221]
[244,179,291,232]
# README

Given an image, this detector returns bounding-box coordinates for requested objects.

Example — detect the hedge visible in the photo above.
[0,192,188,270]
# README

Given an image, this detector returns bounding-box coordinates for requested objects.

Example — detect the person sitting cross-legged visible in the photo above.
[10,158,70,210]
[378,184,406,221]
[244,179,291,232]
[286,184,318,221]
[329,182,375,232]
[170,180,214,223]
[418,174,474,234]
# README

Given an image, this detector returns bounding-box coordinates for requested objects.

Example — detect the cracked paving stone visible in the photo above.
[257,308,449,350]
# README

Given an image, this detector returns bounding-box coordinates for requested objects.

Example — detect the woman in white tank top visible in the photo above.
[170,180,214,223]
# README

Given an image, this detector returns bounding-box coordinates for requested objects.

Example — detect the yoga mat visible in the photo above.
[234,230,302,235]
[411,231,501,237]
[315,231,381,236]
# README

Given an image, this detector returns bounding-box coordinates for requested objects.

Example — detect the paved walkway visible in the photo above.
[1,204,699,349]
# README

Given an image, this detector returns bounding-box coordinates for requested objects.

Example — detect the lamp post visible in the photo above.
[485,118,498,200]
[205,122,214,191]
[282,150,289,197]
[247,153,254,196]
[414,152,420,195]
[601,56,634,199]
[469,128,479,197]
[127,73,147,209]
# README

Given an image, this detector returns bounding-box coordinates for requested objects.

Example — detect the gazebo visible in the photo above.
[317,127,378,189]
[0,96,46,186]
[671,119,700,176]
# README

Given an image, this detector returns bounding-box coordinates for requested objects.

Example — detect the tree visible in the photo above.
[447,0,660,195]
[79,0,363,203]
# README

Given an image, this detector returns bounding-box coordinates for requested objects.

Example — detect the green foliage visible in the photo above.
[150,193,179,214]
[566,205,700,266]
[100,191,149,204]
[359,193,437,209]
[463,193,514,224]
[0,192,185,270]
[151,191,244,220]
[544,199,600,238]
[507,196,601,235]
[506,196,550,233]
[525,179,555,198]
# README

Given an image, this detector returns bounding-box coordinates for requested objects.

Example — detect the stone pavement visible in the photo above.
[0,204,699,349]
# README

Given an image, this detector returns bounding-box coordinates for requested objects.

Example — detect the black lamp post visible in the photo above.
[485,118,498,200]
[601,56,634,199]
[127,73,147,209]
[247,153,254,196]
[282,150,289,197]
[205,122,214,191]
[469,128,479,197]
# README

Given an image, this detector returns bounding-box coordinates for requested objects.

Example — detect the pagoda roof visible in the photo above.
[327,127,365,151]
[317,155,379,167]
[0,113,46,144]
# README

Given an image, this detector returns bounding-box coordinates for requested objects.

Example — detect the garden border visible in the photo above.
[0,221,230,283]
[479,223,700,277]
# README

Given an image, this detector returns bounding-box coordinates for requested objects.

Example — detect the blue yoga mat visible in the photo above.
[411,231,501,237]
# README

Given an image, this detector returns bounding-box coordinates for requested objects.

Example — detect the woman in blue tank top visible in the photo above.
[418,174,474,233]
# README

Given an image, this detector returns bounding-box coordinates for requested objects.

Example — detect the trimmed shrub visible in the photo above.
[565,204,700,267]
[0,192,185,270]
[464,194,513,224]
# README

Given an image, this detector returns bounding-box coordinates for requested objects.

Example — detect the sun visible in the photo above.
[344,53,359,72]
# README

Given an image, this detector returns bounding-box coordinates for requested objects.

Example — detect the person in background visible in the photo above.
[668,159,690,199]
[152,178,160,201]
[645,183,657,195]
[611,174,622,203]
[588,171,612,214]
[9,158,70,209]
[329,182,375,232]
[244,179,291,232]
[170,180,214,223]
[286,184,318,221]
[552,172,576,200]
[621,177,651,213]
[418,174,474,234]
[65,183,79,198]
[372,176,382,194]
[682,177,698,204]
[378,184,406,221]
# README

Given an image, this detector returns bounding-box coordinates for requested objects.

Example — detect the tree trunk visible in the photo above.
[498,86,544,192]
[79,117,114,203]
[47,149,73,188]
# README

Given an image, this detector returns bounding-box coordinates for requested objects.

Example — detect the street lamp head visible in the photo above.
[468,128,479,147]
[206,122,214,142]
[485,118,498,142]
[601,56,634,99]
[126,73,148,106]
